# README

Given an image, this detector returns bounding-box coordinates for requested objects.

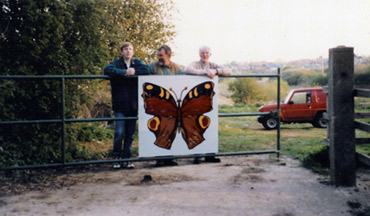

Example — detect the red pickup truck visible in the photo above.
[257,88,327,129]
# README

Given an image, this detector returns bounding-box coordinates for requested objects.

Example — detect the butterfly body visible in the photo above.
[142,81,215,150]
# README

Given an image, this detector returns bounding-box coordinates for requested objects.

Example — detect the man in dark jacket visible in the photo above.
[104,42,149,169]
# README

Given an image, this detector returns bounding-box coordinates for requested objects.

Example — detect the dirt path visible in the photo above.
[1,155,369,216]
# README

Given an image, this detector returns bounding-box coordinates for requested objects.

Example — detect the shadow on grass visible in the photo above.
[302,147,330,174]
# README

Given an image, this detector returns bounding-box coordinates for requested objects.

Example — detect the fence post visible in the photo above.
[327,46,356,186]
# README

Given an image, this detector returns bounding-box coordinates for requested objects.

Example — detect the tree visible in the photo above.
[0,0,176,167]
[228,76,290,105]
[101,0,176,63]
[228,77,266,104]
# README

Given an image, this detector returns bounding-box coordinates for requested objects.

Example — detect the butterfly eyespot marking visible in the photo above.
[148,117,160,131]
[204,83,211,89]
[198,116,210,129]
[146,84,154,90]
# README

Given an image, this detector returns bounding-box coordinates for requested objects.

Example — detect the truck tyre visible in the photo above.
[262,116,278,130]
[312,112,327,128]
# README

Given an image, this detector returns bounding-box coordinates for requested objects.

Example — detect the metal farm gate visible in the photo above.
[0,71,281,170]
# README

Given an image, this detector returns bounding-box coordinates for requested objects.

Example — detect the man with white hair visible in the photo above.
[185,46,231,164]
[185,45,231,78]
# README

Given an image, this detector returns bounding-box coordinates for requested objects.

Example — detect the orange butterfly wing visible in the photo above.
[142,82,179,149]
[180,81,215,149]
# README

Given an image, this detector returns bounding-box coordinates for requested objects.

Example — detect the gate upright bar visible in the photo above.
[277,68,281,157]
[61,77,66,165]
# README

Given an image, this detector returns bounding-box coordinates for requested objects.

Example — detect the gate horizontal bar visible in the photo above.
[354,88,370,98]
[219,112,269,117]
[0,113,271,125]
[0,150,278,170]
[355,138,370,144]
[356,152,370,167]
[355,120,370,132]
[355,112,370,119]
[0,117,137,125]
[0,74,279,80]
[0,75,110,79]
[226,74,279,78]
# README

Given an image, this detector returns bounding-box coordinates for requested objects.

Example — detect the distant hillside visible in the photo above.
[224,55,370,74]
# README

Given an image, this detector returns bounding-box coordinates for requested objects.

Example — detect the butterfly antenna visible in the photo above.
[179,87,188,101]
[169,87,188,106]
[169,88,180,103]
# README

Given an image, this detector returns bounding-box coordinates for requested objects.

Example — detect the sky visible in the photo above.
[168,0,370,65]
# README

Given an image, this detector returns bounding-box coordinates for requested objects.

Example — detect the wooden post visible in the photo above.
[327,46,356,186]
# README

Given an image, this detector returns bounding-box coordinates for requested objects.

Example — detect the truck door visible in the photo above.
[282,91,315,121]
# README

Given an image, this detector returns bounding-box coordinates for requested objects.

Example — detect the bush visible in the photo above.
[355,70,370,86]
[66,144,102,161]
[282,70,327,87]
[312,74,327,86]
[77,123,113,142]
[228,78,266,104]
[228,77,290,104]
[0,124,62,167]
[261,80,290,102]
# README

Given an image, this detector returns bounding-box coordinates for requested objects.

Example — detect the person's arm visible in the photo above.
[104,59,127,77]
[178,68,184,75]
[212,63,231,76]
[134,59,150,75]
[148,62,155,75]
[184,61,208,75]
[185,61,217,78]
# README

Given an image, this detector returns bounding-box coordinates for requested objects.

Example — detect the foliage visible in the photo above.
[77,123,113,142]
[227,77,265,104]
[227,77,290,104]
[311,74,327,86]
[282,70,326,87]
[355,70,370,86]
[261,79,290,102]
[101,0,176,63]
[0,124,61,167]
[281,65,370,87]
[0,0,176,167]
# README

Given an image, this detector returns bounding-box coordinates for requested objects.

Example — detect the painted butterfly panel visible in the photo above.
[141,81,215,150]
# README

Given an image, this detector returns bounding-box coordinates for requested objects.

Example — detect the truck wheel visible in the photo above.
[312,113,327,128]
[262,116,278,130]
